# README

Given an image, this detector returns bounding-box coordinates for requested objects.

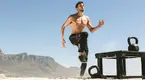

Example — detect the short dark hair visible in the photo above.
[75,1,84,8]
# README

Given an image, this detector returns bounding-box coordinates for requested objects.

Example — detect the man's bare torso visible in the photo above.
[69,13,89,34]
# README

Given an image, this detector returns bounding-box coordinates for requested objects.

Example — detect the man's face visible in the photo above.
[77,3,84,12]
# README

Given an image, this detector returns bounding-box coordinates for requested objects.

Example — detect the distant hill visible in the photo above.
[0,49,80,78]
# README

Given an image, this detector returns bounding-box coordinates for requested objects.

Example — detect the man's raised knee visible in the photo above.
[81,32,88,38]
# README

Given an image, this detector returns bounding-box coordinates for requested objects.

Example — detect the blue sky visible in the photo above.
[0,0,145,75]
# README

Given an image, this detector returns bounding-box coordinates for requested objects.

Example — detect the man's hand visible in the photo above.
[61,38,66,48]
[98,20,104,27]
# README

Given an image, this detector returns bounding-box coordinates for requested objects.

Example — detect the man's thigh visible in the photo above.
[69,34,81,46]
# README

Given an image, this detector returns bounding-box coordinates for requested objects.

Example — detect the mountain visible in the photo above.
[0,49,80,78]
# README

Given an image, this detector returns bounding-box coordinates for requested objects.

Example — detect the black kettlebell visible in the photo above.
[127,36,139,51]
[88,65,102,78]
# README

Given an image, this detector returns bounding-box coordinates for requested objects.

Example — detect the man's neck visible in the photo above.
[77,12,84,17]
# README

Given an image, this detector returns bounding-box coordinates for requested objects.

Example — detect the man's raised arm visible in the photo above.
[86,16,104,33]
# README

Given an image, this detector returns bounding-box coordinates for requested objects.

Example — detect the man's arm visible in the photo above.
[61,16,72,39]
[61,16,72,48]
[86,16,104,33]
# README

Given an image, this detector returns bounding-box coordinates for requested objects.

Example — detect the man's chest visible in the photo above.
[72,16,88,25]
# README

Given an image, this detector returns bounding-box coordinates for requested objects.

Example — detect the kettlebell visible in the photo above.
[88,65,102,78]
[127,36,139,51]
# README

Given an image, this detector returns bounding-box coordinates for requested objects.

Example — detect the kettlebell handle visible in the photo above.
[127,37,138,46]
[88,65,100,77]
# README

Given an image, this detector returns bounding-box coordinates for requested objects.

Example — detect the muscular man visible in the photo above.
[61,1,104,77]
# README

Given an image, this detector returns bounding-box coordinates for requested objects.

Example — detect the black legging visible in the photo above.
[69,32,89,58]
[69,31,89,76]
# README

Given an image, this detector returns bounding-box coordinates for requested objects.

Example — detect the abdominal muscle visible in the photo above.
[70,23,85,34]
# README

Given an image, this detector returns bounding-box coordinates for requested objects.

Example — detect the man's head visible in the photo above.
[75,1,84,12]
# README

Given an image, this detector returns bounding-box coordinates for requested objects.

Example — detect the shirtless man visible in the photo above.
[61,1,104,77]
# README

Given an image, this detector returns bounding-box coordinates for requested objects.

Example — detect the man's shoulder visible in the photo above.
[67,13,78,20]
[84,15,89,18]
[83,15,90,21]
[66,14,74,19]
[69,13,77,17]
